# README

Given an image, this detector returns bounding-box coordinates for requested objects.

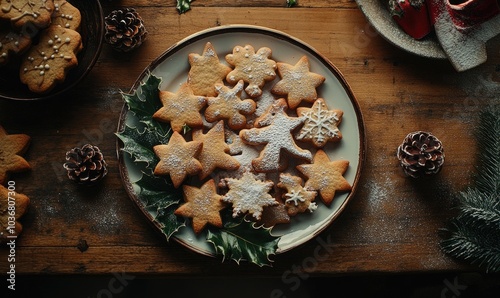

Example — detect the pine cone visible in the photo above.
[63,144,108,184]
[104,8,147,52]
[396,131,445,178]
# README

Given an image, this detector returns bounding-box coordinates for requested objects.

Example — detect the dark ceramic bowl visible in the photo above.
[0,0,104,101]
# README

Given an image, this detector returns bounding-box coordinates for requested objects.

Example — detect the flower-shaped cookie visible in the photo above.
[225,44,277,98]
[0,0,55,29]
[0,184,30,243]
[277,173,317,216]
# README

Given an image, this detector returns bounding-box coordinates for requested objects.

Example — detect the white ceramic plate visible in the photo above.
[117,25,366,257]
[355,0,446,59]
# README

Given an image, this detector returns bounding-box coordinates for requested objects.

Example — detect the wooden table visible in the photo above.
[1,0,499,282]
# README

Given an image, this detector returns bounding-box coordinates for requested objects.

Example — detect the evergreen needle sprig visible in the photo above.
[441,106,500,273]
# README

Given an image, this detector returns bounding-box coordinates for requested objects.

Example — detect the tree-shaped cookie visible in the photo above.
[0,0,55,29]
[222,172,277,220]
[153,83,207,133]
[0,184,30,243]
[271,55,325,109]
[225,44,277,98]
[0,126,30,185]
[296,98,343,147]
[174,179,225,234]
[296,150,351,205]
[153,131,202,188]
[240,98,312,172]
[277,173,318,216]
[192,120,240,179]
[187,42,232,97]
[205,80,256,130]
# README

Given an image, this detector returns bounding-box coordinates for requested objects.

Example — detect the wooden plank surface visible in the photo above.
[1,0,499,275]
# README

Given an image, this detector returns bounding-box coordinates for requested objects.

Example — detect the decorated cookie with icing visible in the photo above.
[271,55,325,109]
[187,42,232,97]
[296,97,343,147]
[296,149,351,206]
[204,80,256,130]
[19,25,82,93]
[225,44,277,98]
[175,179,226,234]
[277,173,317,216]
[51,0,81,31]
[153,131,203,188]
[0,25,31,66]
[153,82,207,133]
[221,171,277,220]
[239,98,312,172]
[0,0,55,29]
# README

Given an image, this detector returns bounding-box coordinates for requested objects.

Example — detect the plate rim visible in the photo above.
[116,24,367,258]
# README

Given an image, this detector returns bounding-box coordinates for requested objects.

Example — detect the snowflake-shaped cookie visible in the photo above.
[205,80,256,130]
[225,44,277,98]
[271,55,325,109]
[296,98,343,148]
[153,83,207,133]
[277,173,317,216]
[174,179,226,234]
[222,172,277,220]
[296,150,351,205]
[188,42,232,97]
[240,98,312,172]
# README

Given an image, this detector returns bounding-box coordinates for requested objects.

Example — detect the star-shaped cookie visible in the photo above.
[225,44,277,98]
[153,83,207,133]
[296,98,343,147]
[271,55,325,109]
[240,98,312,172]
[192,120,240,179]
[277,173,318,216]
[205,80,256,130]
[296,150,351,206]
[0,126,30,184]
[174,179,225,234]
[0,184,30,243]
[153,131,202,188]
[187,42,232,97]
[222,172,277,220]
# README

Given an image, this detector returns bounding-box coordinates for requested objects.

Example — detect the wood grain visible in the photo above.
[0,0,499,275]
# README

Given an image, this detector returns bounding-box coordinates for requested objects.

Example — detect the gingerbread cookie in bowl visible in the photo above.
[0,0,55,29]
[19,25,83,93]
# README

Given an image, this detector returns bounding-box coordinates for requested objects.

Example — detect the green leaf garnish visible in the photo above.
[207,215,280,267]
[176,0,193,14]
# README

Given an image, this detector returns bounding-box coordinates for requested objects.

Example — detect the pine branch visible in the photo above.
[441,106,500,273]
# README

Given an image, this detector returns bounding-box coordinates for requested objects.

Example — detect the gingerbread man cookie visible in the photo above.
[240,98,312,172]
[271,55,325,109]
[225,44,277,98]
[187,42,232,97]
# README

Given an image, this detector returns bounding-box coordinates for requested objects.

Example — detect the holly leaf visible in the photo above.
[207,216,280,267]
[176,0,193,14]
[116,125,160,174]
[286,0,297,7]
[120,73,169,137]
